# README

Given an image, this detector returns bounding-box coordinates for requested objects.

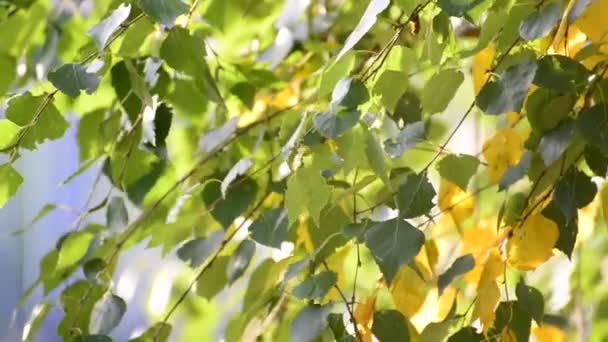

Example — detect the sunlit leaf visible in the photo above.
[0,163,23,208]
[88,4,131,52]
[471,248,502,331]
[507,214,559,270]
[436,154,479,191]
[421,69,464,114]
[56,231,95,270]
[285,166,331,226]
[335,0,389,61]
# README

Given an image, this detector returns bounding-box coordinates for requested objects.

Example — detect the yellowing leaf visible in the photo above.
[546,25,604,69]
[472,47,495,94]
[578,193,599,242]
[507,214,559,271]
[391,265,427,319]
[354,294,376,342]
[471,248,503,332]
[601,184,608,231]
[295,219,314,254]
[501,327,517,342]
[532,324,566,342]
[410,286,456,333]
[438,179,474,229]
[323,245,352,303]
[482,128,525,184]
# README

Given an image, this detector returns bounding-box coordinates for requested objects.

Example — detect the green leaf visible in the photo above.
[447,327,484,341]
[335,0,389,61]
[328,313,353,341]
[0,54,16,95]
[364,218,425,284]
[87,3,131,52]
[160,27,223,103]
[249,208,289,248]
[111,61,143,123]
[58,280,106,337]
[499,151,532,191]
[319,52,355,97]
[0,119,20,149]
[22,302,52,342]
[129,323,172,342]
[196,256,229,299]
[526,88,575,133]
[313,110,360,139]
[5,92,69,149]
[230,82,255,109]
[539,119,574,166]
[515,280,544,325]
[0,163,23,208]
[11,203,57,236]
[438,254,475,295]
[56,231,95,270]
[226,239,255,284]
[83,258,107,283]
[421,69,464,114]
[436,154,479,190]
[365,130,391,187]
[577,103,608,154]
[285,166,331,226]
[138,0,188,27]
[519,1,561,41]
[553,169,596,223]
[201,176,258,228]
[290,304,333,342]
[476,60,538,114]
[397,172,436,218]
[292,271,337,300]
[177,230,224,268]
[48,63,100,98]
[118,18,155,57]
[73,335,113,342]
[150,103,173,147]
[393,91,422,125]
[534,55,591,94]
[437,0,485,17]
[492,301,532,342]
[383,121,425,158]
[106,196,128,233]
[89,293,127,335]
[372,310,410,342]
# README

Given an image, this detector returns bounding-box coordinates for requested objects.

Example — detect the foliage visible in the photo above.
[2,0,608,341]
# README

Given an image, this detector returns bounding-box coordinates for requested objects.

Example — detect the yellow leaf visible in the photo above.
[472,47,495,94]
[532,324,566,342]
[391,265,427,319]
[438,179,475,229]
[507,214,559,271]
[578,194,599,242]
[573,0,608,44]
[482,128,524,184]
[461,218,501,284]
[471,248,503,332]
[546,25,604,69]
[354,294,376,342]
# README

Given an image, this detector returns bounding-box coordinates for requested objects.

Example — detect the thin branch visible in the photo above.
[322,261,363,342]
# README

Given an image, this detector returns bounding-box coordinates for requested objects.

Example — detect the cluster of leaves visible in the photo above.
[3,0,608,341]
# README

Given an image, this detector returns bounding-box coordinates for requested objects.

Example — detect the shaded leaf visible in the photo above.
[88,4,131,52]
[313,110,360,139]
[201,176,258,228]
[534,55,591,94]
[476,60,537,114]
[90,293,126,335]
[196,256,229,299]
[129,323,171,342]
[372,310,410,342]
[516,280,544,325]
[519,2,561,40]
[177,230,224,268]
[577,103,608,154]
[447,327,484,341]
[48,63,100,98]
[290,304,333,342]
[293,271,337,300]
[106,197,128,233]
[139,0,188,27]
[554,169,597,222]
[499,151,532,190]
[438,254,475,295]
[437,0,485,17]
[383,121,425,158]
[542,200,578,258]
[393,91,422,125]
[364,218,425,284]
[221,157,253,197]
[226,239,255,284]
[539,119,574,166]
[397,172,436,218]
[199,117,238,152]
[584,145,608,177]
[330,77,369,111]
[249,208,289,248]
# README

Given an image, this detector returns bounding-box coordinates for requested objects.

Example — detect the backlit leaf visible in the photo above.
[285,166,331,226]
[436,154,479,190]
[0,163,23,208]
[471,248,503,331]
[56,231,94,270]
[507,214,559,270]
[421,69,464,114]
